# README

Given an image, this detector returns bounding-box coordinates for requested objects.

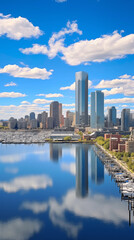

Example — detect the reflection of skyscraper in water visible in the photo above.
[91,150,104,184]
[50,144,62,162]
[76,145,88,198]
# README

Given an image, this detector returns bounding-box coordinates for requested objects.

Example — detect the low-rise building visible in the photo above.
[50,131,80,141]
[118,144,125,152]
[83,134,91,140]
[104,133,121,141]
[109,137,120,151]
[125,141,134,153]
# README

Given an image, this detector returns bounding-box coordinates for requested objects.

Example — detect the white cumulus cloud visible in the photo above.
[4,82,17,87]
[0,92,26,98]
[105,97,134,104]
[60,80,92,90]
[20,23,134,66]
[0,175,53,193]
[94,74,134,97]
[21,202,48,214]
[0,64,53,80]
[36,93,63,98]
[33,99,52,104]
[0,13,43,40]
[0,218,42,240]
[20,21,82,59]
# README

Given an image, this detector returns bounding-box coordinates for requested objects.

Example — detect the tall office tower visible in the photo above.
[66,111,74,126]
[30,112,35,120]
[41,111,48,129]
[121,108,130,131]
[59,103,63,127]
[130,113,134,127]
[37,113,42,128]
[76,145,88,198]
[47,117,53,129]
[90,91,104,129]
[50,101,59,128]
[108,106,117,127]
[37,113,42,123]
[75,71,88,126]
[25,115,29,121]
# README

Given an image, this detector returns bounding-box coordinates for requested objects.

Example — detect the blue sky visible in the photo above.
[0,0,134,119]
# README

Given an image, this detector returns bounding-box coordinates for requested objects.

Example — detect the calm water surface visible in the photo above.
[0,143,134,240]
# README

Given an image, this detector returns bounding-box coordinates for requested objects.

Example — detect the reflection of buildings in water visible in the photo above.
[122,196,134,227]
[50,144,62,161]
[91,150,104,185]
[76,145,88,198]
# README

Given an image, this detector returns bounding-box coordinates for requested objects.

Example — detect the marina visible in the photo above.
[94,144,134,225]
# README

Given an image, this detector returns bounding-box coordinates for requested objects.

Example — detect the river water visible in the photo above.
[0,143,133,240]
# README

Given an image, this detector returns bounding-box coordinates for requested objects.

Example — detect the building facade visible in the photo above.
[91,91,104,129]
[121,109,130,131]
[50,101,59,128]
[75,71,88,126]
[108,106,117,127]
[30,112,35,120]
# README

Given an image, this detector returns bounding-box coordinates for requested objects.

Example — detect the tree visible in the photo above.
[64,136,72,141]
[78,131,83,140]
[104,141,109,150]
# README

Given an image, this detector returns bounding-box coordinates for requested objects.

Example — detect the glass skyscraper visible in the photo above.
[108,106,117,127]
[50,101,59,128]
[121,108,130,131]
[90,90,104,129]
[75,71,88,126]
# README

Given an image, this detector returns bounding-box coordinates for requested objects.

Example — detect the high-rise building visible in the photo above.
[8,117,17,129]
[91,91,104,129]
[47,117,53,129]
[121,109,130,131]
[50,101,59,128]
[108,106,117,127]
[37,113,42,123]
[64,118,70,128]
[66,111,74,126]
[30,119,38,129]
[59,103,63,127]
[76,145,88,198]
[30,112,35,120]
[130,113,134,127]
[75,71,88,126]
[17,118,27,129]
[41,111,48,129]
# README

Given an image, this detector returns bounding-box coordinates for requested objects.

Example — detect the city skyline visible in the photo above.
[0,0,134,119]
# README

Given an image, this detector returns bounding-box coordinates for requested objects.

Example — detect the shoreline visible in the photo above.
[95,142,134,179]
